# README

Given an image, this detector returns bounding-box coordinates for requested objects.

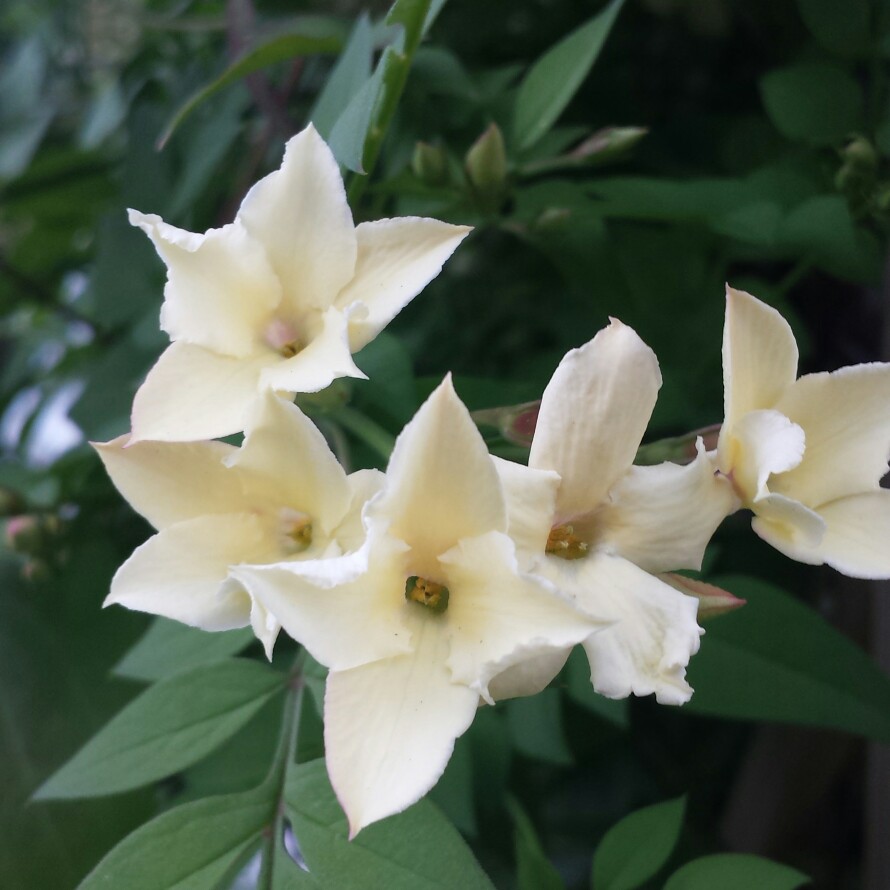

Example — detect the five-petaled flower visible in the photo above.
[715,286,890,578]
[129,124,470,443]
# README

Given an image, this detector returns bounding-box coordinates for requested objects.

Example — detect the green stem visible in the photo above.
[257,652,306,889]
[335,406,396,462]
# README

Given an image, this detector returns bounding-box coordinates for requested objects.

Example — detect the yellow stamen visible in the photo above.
[279,509,313,554]
[405,576,449,613]
[545,524,588,560]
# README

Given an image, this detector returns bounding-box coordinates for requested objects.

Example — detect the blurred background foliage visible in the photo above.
[2,0,890,887]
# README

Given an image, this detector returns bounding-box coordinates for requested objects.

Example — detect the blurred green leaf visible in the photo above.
[513,0,625,151]
[797,0,872,57]
[284,759,495,888]
[591,796,686,890]
[663,853,809,889]
[686,576,890,740]
[113,618,254,682]
[429,733,477,836]
[36,659,285,799]
[508,798,566,890]
[564,647,629,728]
[506,687,573,764]
[760,63,864,146]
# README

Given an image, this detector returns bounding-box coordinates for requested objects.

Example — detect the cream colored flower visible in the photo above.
[96,393,380,657]
[716,286,890,578]
[491,320,735,705]
[233,377,600,835]
[129,124,471,442]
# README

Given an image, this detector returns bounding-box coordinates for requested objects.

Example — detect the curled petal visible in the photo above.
[529,319,661,522]
[487,650,571,701]
[750,492,826,564]
[814,491,890,579]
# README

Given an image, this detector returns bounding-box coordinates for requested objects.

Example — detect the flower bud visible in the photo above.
[465,123,508,213]
[412,141,450,187]
[471,400,539,447]
[661,573,746,621]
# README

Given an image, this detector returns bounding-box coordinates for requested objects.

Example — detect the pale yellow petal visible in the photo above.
[487,650,571,701]
[813,491,890,579]
[131,342,277,442]
[129,211,281,357]
[721,286,798,433]
[324,612,479,836]
[248,594,281,661]
[237,124,357,313]
[750,492,826,564]
[335,217,472,352]
[93,436,246,530]
[529,320,661,522]
[771,363,890,508]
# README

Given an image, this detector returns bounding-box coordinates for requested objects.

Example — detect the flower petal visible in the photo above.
[237,124,357,313]
[727,409,805,502]
[593,440,737,572]
[248,594,281,661]
[771,363,890,508]
[336,468,386,552]
[440,531,600,703]
[335,217,472,352]
[324,613,479,837]
[529,319,661,521]
[491,456,560,565]
[258,306,367,394]
[233,532,413,672]
[231,393,352,534]
[487,650,571,701]
[129,212,281,357]
[544,552,702,705]
[749,492,826,564]
[721,286,798,431]
[93,436,246,530]
[105,514,275,630]
[816,491,890,579]
[373,376,506,571]
[131,341,277,442]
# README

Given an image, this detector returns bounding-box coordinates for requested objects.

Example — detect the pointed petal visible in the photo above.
[335,217,472,352]
[93,436,246,529]
[546,552,702,705]
[721,286,798,431]
[491,456,560,564]
[258,306,367,394]
[374,376,506,569]
[660,573,746,620]
[233,532,412,671]
[324,614,479,836]
[131,342,277,442]
[237,124,357,313]
[529,320,661,521]
[750,492,826,564]
[248,594,281,661]
[594,440,737,573]
[812,492,890,579]
[129,211,281,357]
[727,409,805,502]
[105,514,275,630]
[231,393,351,534]
[487,650,571,701]
[772,363,890,507]
[441,531,599,703]
[336,468,386,552]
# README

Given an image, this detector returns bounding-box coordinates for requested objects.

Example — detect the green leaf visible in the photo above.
[663,853,810,890]
[79,785,272,889]
[507,798,566,890]
[284,759,495,889]
[506,688,573,764]
[513,0,625,151]
[36,659,284,799]
[685,576,890,741]
[309,14,374,140]
[113,618,254,682]
[760,63,864,146]
[591,796,686,890]
[564,647,629,728]
[158,19,344,148]
[797,0,872,58]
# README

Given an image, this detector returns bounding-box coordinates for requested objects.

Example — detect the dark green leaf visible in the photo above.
[760,63,864,146]
[506,688,573,764]
[592,796,686,890]
[508,798,566,890]
[663,853,809,889]
[284,759,495,889]
[686,576,890,741]
[36,659,284,799]
[113,618,254,682]
[513,0,625,151]
[797,0,872,57]
[564,647,629,728]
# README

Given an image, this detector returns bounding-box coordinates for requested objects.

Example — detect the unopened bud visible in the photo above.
[569,126,648,165]
[471,400,539,447]
[412,141,449,187]
[840,136,877,172]
[465,123,508,213]
[661,573,746,621]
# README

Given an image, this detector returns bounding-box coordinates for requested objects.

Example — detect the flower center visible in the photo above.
[405,576,450,613]
[279,508,313,554]
[545,524,588,560]
[264,318,304,359]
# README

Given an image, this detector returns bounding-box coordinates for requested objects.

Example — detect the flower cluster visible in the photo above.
[97,126,890,837]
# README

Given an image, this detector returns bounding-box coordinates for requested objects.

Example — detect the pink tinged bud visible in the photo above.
[660,573,747,621]
[471,400,540,447]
